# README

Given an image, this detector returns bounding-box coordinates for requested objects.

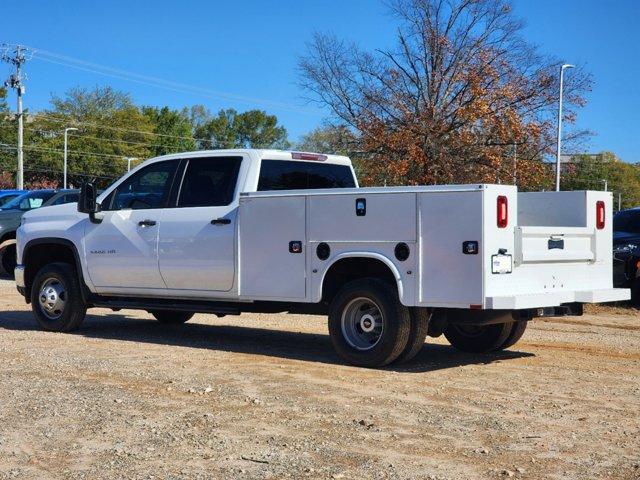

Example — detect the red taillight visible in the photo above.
[291,152,328,161]
[596,200,605,229]
[497,196,508,228]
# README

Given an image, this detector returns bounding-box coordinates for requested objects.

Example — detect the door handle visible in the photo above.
[138,219,157,227]
[211,218,231,225]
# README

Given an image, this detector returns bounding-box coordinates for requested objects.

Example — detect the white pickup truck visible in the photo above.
[15,149,629,367]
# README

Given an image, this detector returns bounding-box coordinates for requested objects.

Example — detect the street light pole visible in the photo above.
[125,157,138,172]
[555,63,574,192]
[63,127,78,189]
[602,179,608,192]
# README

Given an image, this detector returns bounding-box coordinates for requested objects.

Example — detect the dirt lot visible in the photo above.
[0,279,638,480]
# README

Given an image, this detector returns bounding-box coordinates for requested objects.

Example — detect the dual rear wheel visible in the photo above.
[328,278,527,367]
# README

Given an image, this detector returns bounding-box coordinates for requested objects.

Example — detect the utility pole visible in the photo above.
[2,44,31,190]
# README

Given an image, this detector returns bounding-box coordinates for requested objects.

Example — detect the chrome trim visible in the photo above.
[14,265,25,289]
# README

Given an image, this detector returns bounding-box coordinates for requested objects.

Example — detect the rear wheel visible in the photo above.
[150,310,194,324]
[395,308,431,364]
[328,278,410,368]
[497,321,528,350]
[444,321,513,353]
[31,262,86,332]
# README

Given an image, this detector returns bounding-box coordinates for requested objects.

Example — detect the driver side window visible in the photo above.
[106,160,179,211]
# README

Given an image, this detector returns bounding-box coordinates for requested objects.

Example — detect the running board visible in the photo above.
[90,298,242,316]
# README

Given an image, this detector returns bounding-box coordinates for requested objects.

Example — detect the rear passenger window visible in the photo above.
[177,157,242,207]
[257,160,356,191]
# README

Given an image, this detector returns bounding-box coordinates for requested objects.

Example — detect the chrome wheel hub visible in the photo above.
[38,278,66,320]
[341,297,384,351]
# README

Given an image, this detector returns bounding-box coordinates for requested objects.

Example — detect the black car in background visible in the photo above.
[0,189,80,277]
[613,208,640,304]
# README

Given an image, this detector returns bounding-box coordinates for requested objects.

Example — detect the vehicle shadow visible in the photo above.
[0,310,534,373]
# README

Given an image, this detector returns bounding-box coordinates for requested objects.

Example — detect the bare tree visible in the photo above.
[299,0,592,187]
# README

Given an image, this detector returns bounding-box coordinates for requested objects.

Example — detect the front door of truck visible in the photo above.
[158,156,242,292]
[84,159,180,291]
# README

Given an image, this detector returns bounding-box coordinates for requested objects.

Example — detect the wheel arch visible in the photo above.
[0,230,16,244]
[318,252,405,305]
[22,238,89,303]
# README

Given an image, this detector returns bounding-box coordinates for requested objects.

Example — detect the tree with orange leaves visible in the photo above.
[299,0,592,189]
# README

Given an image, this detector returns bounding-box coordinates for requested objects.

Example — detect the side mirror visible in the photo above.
[78,182,97,213]
[78,183,102,223]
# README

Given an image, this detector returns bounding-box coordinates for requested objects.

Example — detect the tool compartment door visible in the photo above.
[238,195,307,300]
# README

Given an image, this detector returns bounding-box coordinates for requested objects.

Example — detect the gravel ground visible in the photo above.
[0,279,638,480]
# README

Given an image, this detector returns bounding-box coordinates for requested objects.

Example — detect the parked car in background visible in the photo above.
[0,189,80,276]
[0,190,27,208]
[613,208,640,304]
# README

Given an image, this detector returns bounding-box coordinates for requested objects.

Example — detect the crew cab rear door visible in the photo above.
[157,156,243,292]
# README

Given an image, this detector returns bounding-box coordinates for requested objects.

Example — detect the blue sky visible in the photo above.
[2,0,639,161]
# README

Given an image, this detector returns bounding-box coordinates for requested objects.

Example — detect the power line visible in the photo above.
[25,46,319,115]
[1,120,295,151]
[0,124,193,149]
[24,112,209,142]
[0,143,133,160]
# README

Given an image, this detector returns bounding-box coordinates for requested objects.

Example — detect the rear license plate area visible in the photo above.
[491,254,513,274]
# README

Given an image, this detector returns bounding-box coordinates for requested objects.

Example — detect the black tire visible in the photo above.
[497,321,528,350]
[150,310,194,324]
[444,321,514,353]
[328,278,411,368]
[395,307,431,364]
[31,262,86,332]
[631,278,640,307]
[0,239,16,278]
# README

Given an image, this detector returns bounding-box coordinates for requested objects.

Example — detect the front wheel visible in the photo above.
[328,278,411,368]
[31,262,87,332]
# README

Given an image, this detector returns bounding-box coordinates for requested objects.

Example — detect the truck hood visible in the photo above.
[22,202,81,223]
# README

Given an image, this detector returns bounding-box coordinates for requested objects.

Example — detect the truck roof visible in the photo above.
[141,149,353,167]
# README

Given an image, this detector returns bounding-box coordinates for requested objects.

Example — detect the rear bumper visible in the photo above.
[486,288,630,310]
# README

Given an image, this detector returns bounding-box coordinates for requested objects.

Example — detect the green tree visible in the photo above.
[142,106,196,156]
[0,87,17,187]
[196,109,289,149]
[26,86,156,186]
[562,152,640,209]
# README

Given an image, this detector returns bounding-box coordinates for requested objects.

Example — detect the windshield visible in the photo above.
[0,194,21,207]
[1,191,55,211]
